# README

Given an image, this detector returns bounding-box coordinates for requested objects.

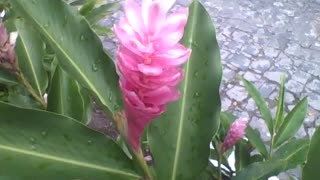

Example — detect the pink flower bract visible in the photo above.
[221,118,248,152]
[114,0,191,149]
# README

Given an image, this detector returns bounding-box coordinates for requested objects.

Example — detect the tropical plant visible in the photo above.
[0,0,317,179]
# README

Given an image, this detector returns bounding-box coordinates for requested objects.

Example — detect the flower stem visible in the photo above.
[133,148,153,180]
[17,72,47,109]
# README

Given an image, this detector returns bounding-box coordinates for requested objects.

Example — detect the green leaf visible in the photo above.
[303,127,320,180]
[235,140,251,172]
[245,128,268,159]
[220,112,268,158]
[0,102,140,179]
[15,18,48,96]
[232,160,285,180]
[69,0,87,6]
[242,78,273,135]
[274,75,286,131]
[0,68,18,86]
[273,97,308,147]
[10,0,123,114]
[85,2,120,25]
[6,85,41,108]
[92,24,113,36]
[148,1,222,179]
[47,66,92,124]
[79,0,96,16]
[272,138,309,170]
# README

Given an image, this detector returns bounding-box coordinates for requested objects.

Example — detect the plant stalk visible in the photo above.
[17,72,47,109]
[133,147,153,180]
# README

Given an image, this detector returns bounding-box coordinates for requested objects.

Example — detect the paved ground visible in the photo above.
[102,0,320,179]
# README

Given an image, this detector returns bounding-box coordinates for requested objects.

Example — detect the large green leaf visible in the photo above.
[0,68,18,86]
[148,1,222,179]
[220,112,268,158]
[273,97,308,147]
[232,160,285,180]
[272,138,309,170]
[0,102,140,179]
[303,127,320,180]
[10,0,123,114]
[242,78,273,135]
[47,66,92,124]
[15,18,48,96]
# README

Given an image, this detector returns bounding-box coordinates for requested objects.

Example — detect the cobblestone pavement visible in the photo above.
[102,0,320,179]
[193,0,320,143]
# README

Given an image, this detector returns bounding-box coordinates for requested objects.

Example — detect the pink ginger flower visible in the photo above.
[221,118,248,152]
[114,0,191,149]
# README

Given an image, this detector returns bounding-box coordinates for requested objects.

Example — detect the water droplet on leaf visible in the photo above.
[92,63,98,72]
[87,140,92,145]
[63,134,72,142]
[193,71,199,77]
[29,137,36,144]
[193,92,200,98]
[80,34,85,41]
[41,131,47,137]
[192,41,199,47]
[44,23,50,28]
[31,145,36,151]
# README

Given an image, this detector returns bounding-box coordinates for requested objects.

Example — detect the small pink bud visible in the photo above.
[221,118,248,152]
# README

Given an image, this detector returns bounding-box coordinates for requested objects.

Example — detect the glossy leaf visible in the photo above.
[273,97,308,147]
[85,2,120,25]
[0,68,18,86]
[272,138,309,170]
[220,112,268,158]
[0,102,140,179]
[274,75,286,131]
[148,1,222,179]
[47,66,92,124]
[303,127,320,180]
[10,0,123,115]
[235,140,251,172]
[79,0,96,16]
[242,78,273,135]
[15,18,48,96]
[232,160,285,180]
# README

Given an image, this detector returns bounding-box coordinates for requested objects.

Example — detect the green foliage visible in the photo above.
[303,126,320,180]
[47,66,92,124]
[0,0,311,179]
[10,0,123,114]
[0,102,140,179]
[148,1,222,179]
[242,78,273,134]
[232,160,285,180]
[273,97,308,147]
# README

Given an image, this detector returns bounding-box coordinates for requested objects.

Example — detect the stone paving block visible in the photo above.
[226,86,248,102]
[264,71,284,83]
[250,60,271,73]
[229,53,250,70]
[307,79,320,92]
[286,80,305,95]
